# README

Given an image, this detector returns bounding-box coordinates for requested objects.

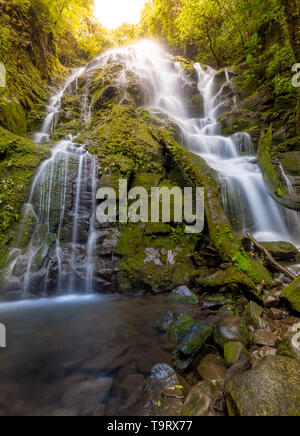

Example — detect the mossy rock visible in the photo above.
[176,322,214,358]
[277,335,300,361]
[257,126,300,211]
[224,341,251,367]
[168,286,199,305]
[0,127,49,267]
[281,275,300,314]
[260,241,299,262]
[167,314,195,341]
[279,151,300,177]
[225,356,300,416]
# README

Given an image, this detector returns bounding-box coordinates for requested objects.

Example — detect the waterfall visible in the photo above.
[5,68,99,297]
[93,40,299,245]
[3,40,300,297]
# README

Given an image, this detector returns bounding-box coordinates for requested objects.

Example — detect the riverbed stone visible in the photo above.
[168,286,199,305]
[224,341,251,367]
[196,354,227,388]
[225,356,300,416]
[213,316,251,349]
[181,381,214,416]
[119,364,184,416]
[61,377,113,413]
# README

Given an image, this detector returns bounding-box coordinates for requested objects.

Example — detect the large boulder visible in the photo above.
[281,275,300,314]
[225,356,300,416]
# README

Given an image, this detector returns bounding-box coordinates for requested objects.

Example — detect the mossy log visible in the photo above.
[257,126,300,211]
[160,130,272,296]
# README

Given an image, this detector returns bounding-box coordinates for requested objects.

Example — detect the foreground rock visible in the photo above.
[119,364,184,416]
[181,381,214,416]
[213,316,251,349]
[225,356,300,416]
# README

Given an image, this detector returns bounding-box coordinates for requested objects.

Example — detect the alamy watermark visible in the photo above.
[292,64,300,88]
[0,323,6,348]
[0,62,6,88]
[96,180,205,234]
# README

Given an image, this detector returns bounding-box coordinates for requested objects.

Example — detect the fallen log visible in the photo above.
[247,233,297,281]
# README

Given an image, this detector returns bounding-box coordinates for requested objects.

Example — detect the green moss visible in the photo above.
[257,126,300,211]
[0,127,49,266]
[167,314,194,341]
[281,275,300,314]
[224,341,251,366]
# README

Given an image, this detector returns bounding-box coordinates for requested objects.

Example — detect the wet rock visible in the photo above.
[181,381,214,416]
[213,316,251,349]
[224,342,251,367]
[167,313,194,341]
[196,354,227,388]
[177,322,214,357]
[168,286,198,305]
[61,377,113,414]
[225,356,300,416]
[254,329,278,347]
[119,364,184,416]
[260,241,299,263]
[245,301,270,330]
[155,311,175,333]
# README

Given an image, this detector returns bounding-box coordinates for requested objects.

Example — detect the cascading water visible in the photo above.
[3,40,300,298]
[94,40,300,245]
[4,68,99,297]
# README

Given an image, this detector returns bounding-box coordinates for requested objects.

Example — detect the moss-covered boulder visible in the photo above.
[224,341,251,367]
[168,286,198,305]
[281,275,300,314]
[225,356,300,416]
[260,241,299,262]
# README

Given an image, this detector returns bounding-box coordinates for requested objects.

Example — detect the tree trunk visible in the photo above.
[281,0,300,135]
